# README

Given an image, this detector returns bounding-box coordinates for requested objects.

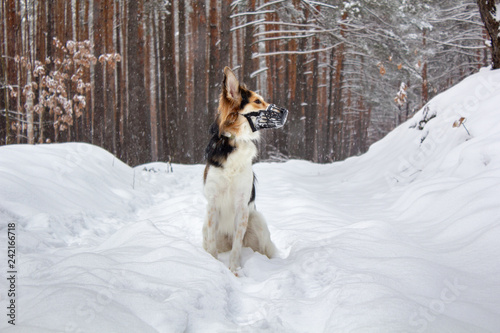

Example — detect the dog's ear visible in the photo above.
[223,67,241,104]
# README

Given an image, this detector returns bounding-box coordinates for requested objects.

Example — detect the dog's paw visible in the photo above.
[206,246,218,259]
[229,264,241,276]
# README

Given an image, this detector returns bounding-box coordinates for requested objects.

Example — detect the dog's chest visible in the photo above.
[224,140,256,177]
[205,140,256,198]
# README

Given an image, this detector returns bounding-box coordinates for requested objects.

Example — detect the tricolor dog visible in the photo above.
[203,67,288,274]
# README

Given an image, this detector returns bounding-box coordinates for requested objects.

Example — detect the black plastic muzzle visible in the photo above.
[243,104,289,132]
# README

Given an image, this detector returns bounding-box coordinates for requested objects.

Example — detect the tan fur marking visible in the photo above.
[207,205,215,227]
[203,164,209,184]
[217,96,243,135]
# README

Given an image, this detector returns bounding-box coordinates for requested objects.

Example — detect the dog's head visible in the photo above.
[217,67,272,140]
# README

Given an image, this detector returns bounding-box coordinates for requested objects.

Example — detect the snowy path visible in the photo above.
[3,158,497,333]
[2,68,500,332]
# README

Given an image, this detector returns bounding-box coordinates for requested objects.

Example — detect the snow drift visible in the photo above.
[1,68,500,332]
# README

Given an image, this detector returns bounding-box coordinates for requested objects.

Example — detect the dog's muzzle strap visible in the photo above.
[244,112,260,132]
[245,112,259,132]
[244,104,289,132]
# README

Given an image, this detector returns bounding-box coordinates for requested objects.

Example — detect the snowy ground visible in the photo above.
[1,68,500,332]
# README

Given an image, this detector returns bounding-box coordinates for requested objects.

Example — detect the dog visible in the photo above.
[203,67,287,274]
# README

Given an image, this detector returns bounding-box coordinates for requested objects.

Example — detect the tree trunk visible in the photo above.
[220,0,231,68]
[477,0,500,69]
[118,0,127,161]
[333,11,348,161]
[127,0,150,165]
[0,56,5,145]
[1,0,12,144]
[326,48,335,160]
[145,8,158,162]
[157,10,166,161]
[45,0,55,143]
[192,0,207,163]
[243,0,256,87]
[305,36,320,162]
[164,0,177,162]
[208,0,219,120]
[92,0,104,147]
[104,0,115,154]
[24,0,34,144]
[81,0,91,143]
[114,0,123,158]
[176,0,188,163]
[421,28,428,106]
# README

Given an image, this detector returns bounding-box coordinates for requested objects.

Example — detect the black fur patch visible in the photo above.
[249,173,256,204]
[205,121,235,168]
[239,87,252,110]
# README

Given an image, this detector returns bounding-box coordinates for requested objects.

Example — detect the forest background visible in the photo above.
[0,0,491,165]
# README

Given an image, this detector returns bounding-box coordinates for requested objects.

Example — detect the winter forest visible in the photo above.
[0,0,494,165]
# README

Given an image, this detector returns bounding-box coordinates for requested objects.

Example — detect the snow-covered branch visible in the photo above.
[302,1,338,11]
[252,43,341,58]
[253,28,337,37]
[255,0,286,11]
[252,33,316,45]
[230,18,266,32]
[230,10,275,19]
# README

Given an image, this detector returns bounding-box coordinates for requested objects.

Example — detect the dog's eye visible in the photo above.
[254,99,262,104]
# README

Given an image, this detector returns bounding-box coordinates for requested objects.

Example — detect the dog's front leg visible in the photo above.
[228,204,249,274]
[205,204,218,258]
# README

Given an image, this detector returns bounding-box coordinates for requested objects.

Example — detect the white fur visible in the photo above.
[203,134,276,274]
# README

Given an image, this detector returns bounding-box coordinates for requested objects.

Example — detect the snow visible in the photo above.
[2,68,500,332]
[494,8,500,24]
